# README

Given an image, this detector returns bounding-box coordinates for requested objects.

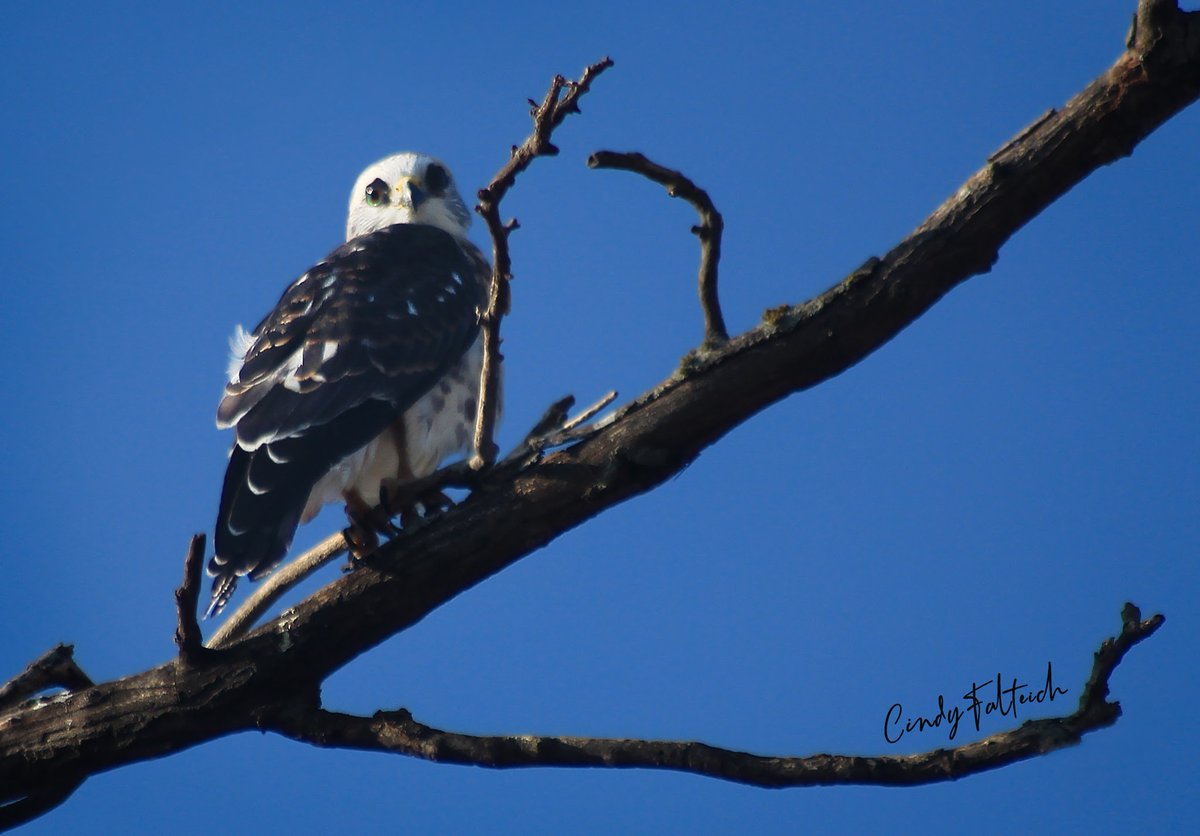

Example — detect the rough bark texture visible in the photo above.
[2,0,1197,827]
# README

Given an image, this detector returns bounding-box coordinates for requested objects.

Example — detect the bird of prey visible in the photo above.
[208,152,492,617]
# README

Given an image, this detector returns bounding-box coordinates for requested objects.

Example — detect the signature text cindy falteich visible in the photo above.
[884,662,1068,744]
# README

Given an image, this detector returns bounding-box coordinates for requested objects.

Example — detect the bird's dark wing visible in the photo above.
[210,223,487,606]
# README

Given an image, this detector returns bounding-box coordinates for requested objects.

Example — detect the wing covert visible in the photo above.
[210,222,489,590]
[217,223,485,449]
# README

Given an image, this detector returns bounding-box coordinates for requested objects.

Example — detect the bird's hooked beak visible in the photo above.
[393,176,427,210]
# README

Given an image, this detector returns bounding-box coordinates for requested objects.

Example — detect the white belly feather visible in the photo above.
[299,336,490,523]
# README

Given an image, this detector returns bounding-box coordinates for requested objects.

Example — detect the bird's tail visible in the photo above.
[205,574,239,619]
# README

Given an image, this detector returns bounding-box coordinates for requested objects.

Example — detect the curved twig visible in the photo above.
[206,531,348,649]
[587,150,728,346]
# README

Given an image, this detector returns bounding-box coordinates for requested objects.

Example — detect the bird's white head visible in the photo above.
[345,152,471,241]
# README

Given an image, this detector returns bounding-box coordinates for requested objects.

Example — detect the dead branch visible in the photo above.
[0,644,93,714]
[262,604,1163,786]
[206,530,347,649]
[587,150,729,346]
[0,645,94,829]
[471,57,615,470]
[0,779,86,832]
[173,534,210,662]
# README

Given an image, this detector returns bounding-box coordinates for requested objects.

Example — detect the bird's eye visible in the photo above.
[364,178,390,207]
[424,163,449,195]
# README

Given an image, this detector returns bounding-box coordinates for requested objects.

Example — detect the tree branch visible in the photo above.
[263,604,1163,787]
[471,56,615,470]
[174,534,210,662]
[587,150,728,346]
[0,645,94,829]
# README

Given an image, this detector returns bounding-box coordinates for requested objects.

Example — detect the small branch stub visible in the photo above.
[174,534,211,662]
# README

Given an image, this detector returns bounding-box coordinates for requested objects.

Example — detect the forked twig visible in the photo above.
[471,57,615,470]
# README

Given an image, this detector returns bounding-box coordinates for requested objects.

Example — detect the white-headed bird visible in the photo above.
[209,153,492,616]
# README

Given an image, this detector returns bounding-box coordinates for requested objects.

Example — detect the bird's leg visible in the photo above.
[342,489,386,562]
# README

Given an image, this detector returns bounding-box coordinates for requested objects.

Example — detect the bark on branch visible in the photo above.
[2,0,1197,826]
[0,646,93,829]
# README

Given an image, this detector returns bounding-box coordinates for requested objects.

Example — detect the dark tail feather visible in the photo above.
[209,444,302,617]
[210,399,401,615]
[205,574,239,619]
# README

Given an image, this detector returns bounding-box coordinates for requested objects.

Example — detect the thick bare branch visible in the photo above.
[264,605,1163,787]
[471,57,615,470]
[587,150,728,346]
[0,645,94,829]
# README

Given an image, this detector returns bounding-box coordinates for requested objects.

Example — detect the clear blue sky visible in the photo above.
[3,2,1197,833]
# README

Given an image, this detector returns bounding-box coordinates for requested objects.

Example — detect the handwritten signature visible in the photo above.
[883,661,1068,743]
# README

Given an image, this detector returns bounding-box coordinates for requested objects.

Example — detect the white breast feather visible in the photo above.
[299,336,492,522]
[403,335,486,477]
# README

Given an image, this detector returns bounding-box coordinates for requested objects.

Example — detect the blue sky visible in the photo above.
[2,1,1197,833]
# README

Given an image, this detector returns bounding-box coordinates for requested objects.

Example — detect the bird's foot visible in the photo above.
[341,521,378,563]
[342,489,394,565]
[379,480,455,529]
